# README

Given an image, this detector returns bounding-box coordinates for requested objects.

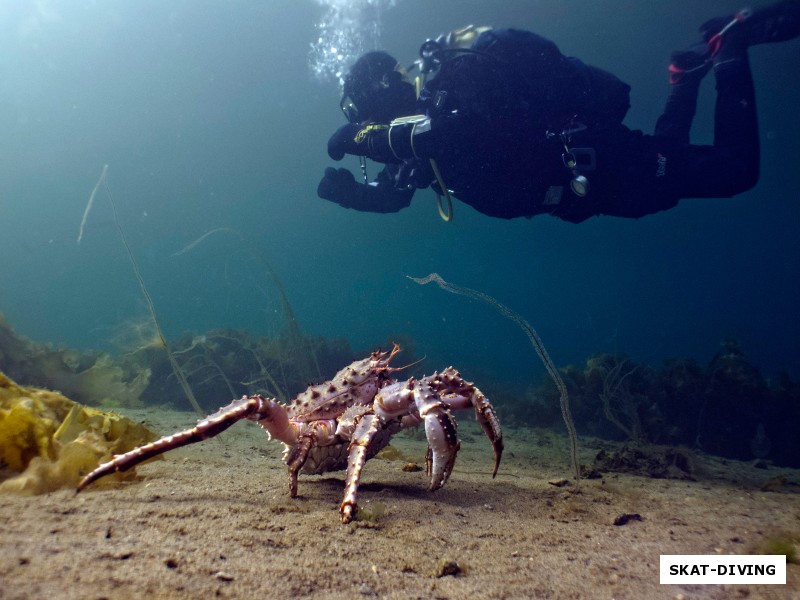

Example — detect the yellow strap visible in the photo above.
[354,123,388,144]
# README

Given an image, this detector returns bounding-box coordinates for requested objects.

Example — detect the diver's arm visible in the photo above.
[326,116,454,164]
[317,166,414,213]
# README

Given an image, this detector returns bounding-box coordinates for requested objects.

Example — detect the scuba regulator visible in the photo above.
[411,25,493,88]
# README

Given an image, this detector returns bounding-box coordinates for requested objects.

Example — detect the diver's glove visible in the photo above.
[317,166,415,213]
[317,167,361,208]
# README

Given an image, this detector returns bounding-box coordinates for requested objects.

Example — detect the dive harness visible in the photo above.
[407,25,494,222]
[359,26,598,221]
[384,114,453,222]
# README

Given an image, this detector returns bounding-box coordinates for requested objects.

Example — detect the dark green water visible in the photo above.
[1,1,798,462]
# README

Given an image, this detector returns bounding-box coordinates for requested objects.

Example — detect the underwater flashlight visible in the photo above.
[570,175,589,197]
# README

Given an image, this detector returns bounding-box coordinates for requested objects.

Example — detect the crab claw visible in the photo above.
[472,392,503,478]
[409,379,461,490]
[419,367,503,488]
[423,405,461,490]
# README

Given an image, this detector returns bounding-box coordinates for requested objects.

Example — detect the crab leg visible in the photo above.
[340,413,381,523]
[77,395,275,492]
[285,434,314,498]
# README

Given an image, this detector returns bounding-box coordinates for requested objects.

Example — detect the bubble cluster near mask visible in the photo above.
[309,0,398,87]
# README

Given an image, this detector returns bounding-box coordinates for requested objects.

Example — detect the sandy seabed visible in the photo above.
[1,407,798,600]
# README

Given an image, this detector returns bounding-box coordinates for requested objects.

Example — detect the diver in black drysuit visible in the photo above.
[317,2,800,223]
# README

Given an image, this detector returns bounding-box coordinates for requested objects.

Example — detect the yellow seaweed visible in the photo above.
[0,371,158,494]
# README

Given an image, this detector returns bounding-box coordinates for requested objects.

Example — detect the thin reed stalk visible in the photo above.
[98,168,204,417]
[174,228,321,381]
[171,227,236,257]
[77,164,108,244]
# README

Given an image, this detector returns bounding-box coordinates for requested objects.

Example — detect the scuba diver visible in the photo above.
[317,2,800,223]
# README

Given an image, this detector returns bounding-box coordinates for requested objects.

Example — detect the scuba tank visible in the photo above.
[407,26,633,214]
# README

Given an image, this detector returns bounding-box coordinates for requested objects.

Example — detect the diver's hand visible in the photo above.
[327,123,395,163]
[317,166,415,213]
[327,124,361,161]
[317,167,359,207]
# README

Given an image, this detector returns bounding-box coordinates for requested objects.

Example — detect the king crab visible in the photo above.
[77,344,503,524]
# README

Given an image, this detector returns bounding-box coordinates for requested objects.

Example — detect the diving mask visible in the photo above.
[340,95,361,124]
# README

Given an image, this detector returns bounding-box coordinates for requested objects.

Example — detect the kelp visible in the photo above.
[126,327,355,412]
[78,165,322,414]
[0,315,149,408]
[0,370,158,494]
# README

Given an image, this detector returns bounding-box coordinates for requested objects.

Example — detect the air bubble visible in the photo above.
[309,0,398,87]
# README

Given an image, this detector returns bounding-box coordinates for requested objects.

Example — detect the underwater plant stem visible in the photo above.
[77,164,108,244]
[244,346,287,403]
[101,173,205,418]
[409,272,580,483]
[202,349,237,400]
[173,229,299,332]
[174,227,322,381]
[170,227,236,257]
[599,358,640,441]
